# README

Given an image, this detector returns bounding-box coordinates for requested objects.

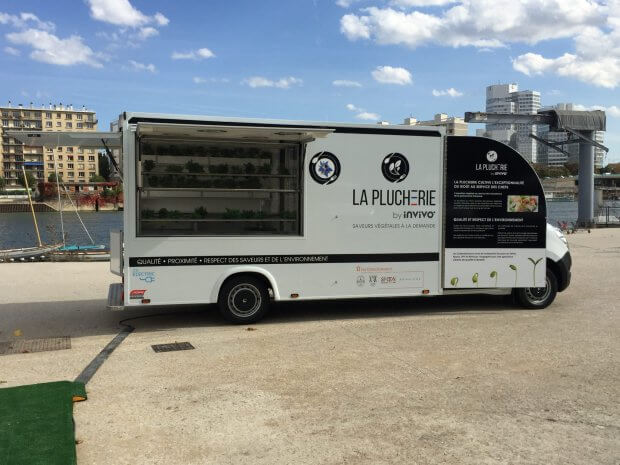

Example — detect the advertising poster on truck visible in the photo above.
[444,136,547,289]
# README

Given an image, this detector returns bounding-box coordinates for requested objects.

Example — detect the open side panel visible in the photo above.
[6,131,121,148]
[443,136,547,289]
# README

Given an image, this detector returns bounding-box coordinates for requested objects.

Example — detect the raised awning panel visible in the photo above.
[136,123,334,142]
[5,131,121,148]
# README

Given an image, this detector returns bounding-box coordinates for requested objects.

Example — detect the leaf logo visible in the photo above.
[381,153,409,183]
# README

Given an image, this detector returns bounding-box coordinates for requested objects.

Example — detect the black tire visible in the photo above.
[218,276,270,324]
[514,269,558,309]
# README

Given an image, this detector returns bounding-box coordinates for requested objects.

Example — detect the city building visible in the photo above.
[1,102,99,188]
[403,113,468,135]
[539,103,606,168]
[481,84,542,163]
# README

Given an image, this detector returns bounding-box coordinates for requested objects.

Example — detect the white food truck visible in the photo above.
[14,113,572,323]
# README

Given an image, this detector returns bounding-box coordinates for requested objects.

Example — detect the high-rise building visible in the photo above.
[403,113,468,135]
[481,84,542,163]
[0,102,99,187]
[539,103,606,168]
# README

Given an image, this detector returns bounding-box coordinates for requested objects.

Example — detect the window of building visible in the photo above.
[45,112,52,118]
[137,138,301,237]
[66,122,72,128]
[86,123,93,129]
[76,122,83,129]
[68,155,74,161]
[58,155,63,160]
[88,149,94,154]
[68,172,74,178]
[65,114,72,120]
[45,121,52,128]
[78,148,84,153]
[78,155,84,161]
[13,112,20,117]
[68,163,74,169]
[2,120,9,126]
[76,114,82,120]
[47,155,54,161]
[56,113,61,118]
[56,121,61,127]
[66,147,73,153]
[88,164,95,170]
[48,163,54,169]
[78,171,85,177]
[1,112,7,117]
[88,155,95,161]
[58,163,63,169]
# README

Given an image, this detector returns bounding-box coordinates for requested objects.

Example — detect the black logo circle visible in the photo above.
[381,153,409,183]
[309,151,341,185]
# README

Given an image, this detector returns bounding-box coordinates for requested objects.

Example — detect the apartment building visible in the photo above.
[0,102,99,187]
[482,84,542,163]
[403,113,468,136]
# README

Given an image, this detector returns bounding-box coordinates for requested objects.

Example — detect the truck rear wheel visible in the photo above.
[218,276,269,324]
[514,269,558,309]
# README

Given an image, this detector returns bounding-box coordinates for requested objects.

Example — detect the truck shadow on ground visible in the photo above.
[0,294,534,340]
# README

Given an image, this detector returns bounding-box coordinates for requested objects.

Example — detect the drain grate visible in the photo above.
[151,342,195,353]
[0,337,71,356]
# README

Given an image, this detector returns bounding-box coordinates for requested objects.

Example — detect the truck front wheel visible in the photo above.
[514,269,558,309]
[218,276,270,324]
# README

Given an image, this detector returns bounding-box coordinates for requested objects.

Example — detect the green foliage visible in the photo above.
[142,209,156,219]
[18,170,36,188]
[450,277,459,286]
[90,174,106,182]
[193,206,208,218]
[165,164,183,173]
[223,208,242,219]
[185,160,204,173]
[48,173,63,182]
[98,153,112,181]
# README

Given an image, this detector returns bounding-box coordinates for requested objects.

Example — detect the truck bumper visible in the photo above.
[107,283,124,311]
[556,251,572,292]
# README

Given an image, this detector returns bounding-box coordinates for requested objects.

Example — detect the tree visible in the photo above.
[18,170,36,189]
[89,174,106,182]
[48,172,63,182]
[565,163,579,176]
[98,152,112,181]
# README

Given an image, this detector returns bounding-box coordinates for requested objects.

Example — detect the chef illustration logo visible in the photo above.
[309,151,341,185]
[381,153,409,183]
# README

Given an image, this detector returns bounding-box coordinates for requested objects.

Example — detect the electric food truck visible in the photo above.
[13,113,572,323]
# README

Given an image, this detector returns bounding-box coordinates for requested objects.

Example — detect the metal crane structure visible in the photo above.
[465,109,608,227]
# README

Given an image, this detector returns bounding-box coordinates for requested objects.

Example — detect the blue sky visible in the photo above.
[1,0,618,162]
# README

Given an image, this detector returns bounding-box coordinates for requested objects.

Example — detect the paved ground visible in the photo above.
[0,229,618,464]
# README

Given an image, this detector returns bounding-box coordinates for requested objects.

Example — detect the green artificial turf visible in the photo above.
[0,381,87,465]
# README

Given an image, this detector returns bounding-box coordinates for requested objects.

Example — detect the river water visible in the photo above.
[0,201,618,249]
[0,211,123,249]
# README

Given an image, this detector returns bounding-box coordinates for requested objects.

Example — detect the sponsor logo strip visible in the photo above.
[129,253,439,267]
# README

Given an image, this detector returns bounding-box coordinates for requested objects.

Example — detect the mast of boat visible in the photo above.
[60,182,95,245]
[21,166,42,247]
[53,160,66,247]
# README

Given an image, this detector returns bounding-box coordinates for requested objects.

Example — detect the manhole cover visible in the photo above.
[151,342,195,353]
[0,337,71,356]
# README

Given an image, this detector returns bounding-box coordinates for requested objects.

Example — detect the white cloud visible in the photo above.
[3,46,20,56]
[432,87,463,97]
[193,76,229,84]
[243,76,303,89]
[86,0,168,28]
[345,103,380,120]
[0,12,55,32]
[171,48,215,60]
[356,111,380,120]
[371,65,412,85]
[391,0,457,6]
[129,59,155,72]
[333,79,363,87]
[137,27,158,39]
[6,29,102,67]
[340,1,604,48]
[336,0,362,7]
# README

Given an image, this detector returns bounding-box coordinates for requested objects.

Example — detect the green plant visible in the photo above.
[528,257,543,285]
[450,277,459,287]
[242,210,256,219]
[490,270,498,287]
[223,208,241,219]
[509,264,518,286]
[185,160,204,173]
[165,164,183,173]
[101,187,114,198]
[142,209,156,219]
[90,174,106,182]
[193,206,208,218]
[244,163,256,174]
[48,173,63,182]
[472,273,479,287]
[158,208,169,218]
[17,170,36,189]
[143,160,155,172]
